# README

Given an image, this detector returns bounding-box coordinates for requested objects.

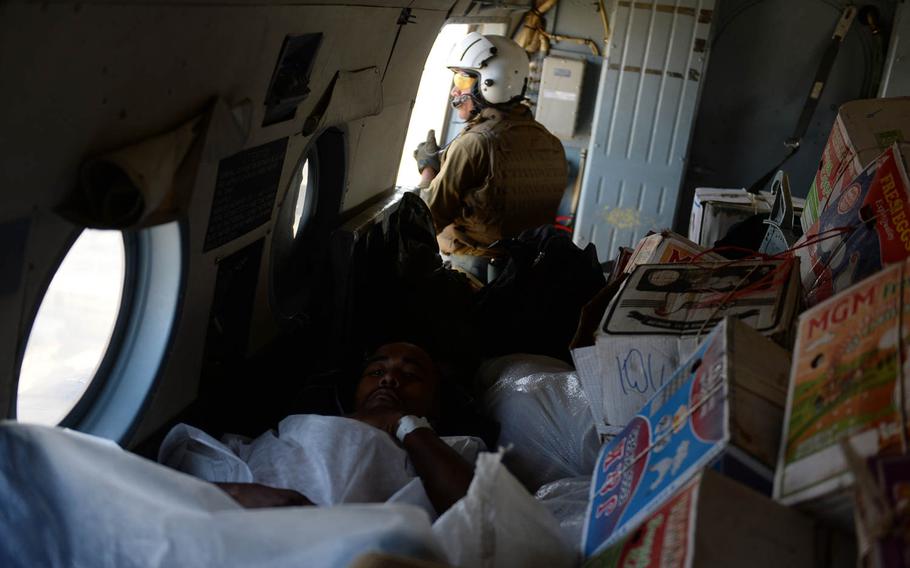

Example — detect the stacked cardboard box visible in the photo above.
[573,98,910,568]
[583,466,857,568]
[621,231,723,275]
[853,454,910,567]
[572,259,800,433]
[581,318,790,556]
[776,259,910,525]
[583,470,817,568]
[689,188,806,248]
[794,143,910,307]
[802,97,910,232]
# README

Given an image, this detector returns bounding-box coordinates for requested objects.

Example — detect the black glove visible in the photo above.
[414,129,441,174]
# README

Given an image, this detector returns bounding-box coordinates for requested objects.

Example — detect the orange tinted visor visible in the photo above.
[452,71,477,91]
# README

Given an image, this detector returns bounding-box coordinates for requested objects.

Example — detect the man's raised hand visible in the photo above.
[413,129,441,174]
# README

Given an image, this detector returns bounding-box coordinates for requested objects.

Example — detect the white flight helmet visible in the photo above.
[447,32,529,105]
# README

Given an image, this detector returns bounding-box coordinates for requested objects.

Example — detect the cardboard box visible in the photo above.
[583,469,817,567]
[608,247,634,285]
[572,259,799,430]
[803,97,910,232]
[853,454,910,568]
[775,260,910,518]
[622,231,722,275]
[581,318,791,555]
[689,188,806,248]
[795,143,910,307]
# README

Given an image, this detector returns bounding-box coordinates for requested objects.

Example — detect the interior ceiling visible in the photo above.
[0,1,449,214]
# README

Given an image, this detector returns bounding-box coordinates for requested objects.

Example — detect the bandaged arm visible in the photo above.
[401,428,474,515]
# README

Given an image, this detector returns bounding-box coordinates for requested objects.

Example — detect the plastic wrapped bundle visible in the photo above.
[159,416,484,521]
[433,450,574,568]
[0,422,444,568]
[1,422,573,568]
[477,354,600,491]
[535,476,592,550]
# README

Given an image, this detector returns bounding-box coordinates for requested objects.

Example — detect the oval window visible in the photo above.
[291,159,312,238]
[16,229,126,425]
[271,151,319,318]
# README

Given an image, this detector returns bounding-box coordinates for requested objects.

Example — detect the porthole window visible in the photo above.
[271,148,319,318]
[16,229,126,425]
[291,159,312,238]
[270,128,346,321]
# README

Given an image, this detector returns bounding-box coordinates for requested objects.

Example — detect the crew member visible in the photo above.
[415,33,568,283]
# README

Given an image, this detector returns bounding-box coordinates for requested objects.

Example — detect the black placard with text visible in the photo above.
[203,137,288,252]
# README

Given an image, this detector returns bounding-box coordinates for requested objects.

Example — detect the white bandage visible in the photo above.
[395,415,433,442]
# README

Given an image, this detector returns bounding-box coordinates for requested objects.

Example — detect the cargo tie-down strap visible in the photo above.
[746,5,857,195]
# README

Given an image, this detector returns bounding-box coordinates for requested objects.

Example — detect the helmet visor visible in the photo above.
[452,71,478,92]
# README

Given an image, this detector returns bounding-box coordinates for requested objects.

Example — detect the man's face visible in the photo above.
[451,71,477,121]
[353,343,439,418]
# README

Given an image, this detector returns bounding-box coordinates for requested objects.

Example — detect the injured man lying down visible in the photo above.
[159,342,479,518]
[0,342,598,568]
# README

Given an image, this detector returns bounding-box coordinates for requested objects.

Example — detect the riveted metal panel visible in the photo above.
[575,0,715,262]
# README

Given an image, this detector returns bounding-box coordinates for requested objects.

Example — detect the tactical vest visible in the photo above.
[446,107,567,254]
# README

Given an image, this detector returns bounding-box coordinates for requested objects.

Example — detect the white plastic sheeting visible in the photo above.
[433,450,575,568]
[0,421,443,568]
[159,415,483,519]
[534,475,592,548]
[0,421,578,568]
[477,354,601,491]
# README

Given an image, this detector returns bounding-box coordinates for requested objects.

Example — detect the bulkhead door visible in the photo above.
[574,1,715,261]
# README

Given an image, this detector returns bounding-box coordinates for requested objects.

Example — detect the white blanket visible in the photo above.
[0,421,442,568]
[159,415,482,519]
[1,421,574,568]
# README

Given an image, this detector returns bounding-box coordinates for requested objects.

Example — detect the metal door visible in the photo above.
[574,0,715,261]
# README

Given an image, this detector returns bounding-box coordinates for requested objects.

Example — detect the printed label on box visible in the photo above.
[796,144,910,306]
[624,232,721,275]
[583,325,730,556]
[778,260,910,501]
[816,119,852,209]
[605,260,795,336]
[584,474,699,568]
[804,98,910,234]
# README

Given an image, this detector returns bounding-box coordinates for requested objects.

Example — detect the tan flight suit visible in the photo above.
[422,105,568,257]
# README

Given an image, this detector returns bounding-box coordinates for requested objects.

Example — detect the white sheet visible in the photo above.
[0,421,443,568]
[159,415,483,520]
[1,421,577,568]
[433,451,575,568]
